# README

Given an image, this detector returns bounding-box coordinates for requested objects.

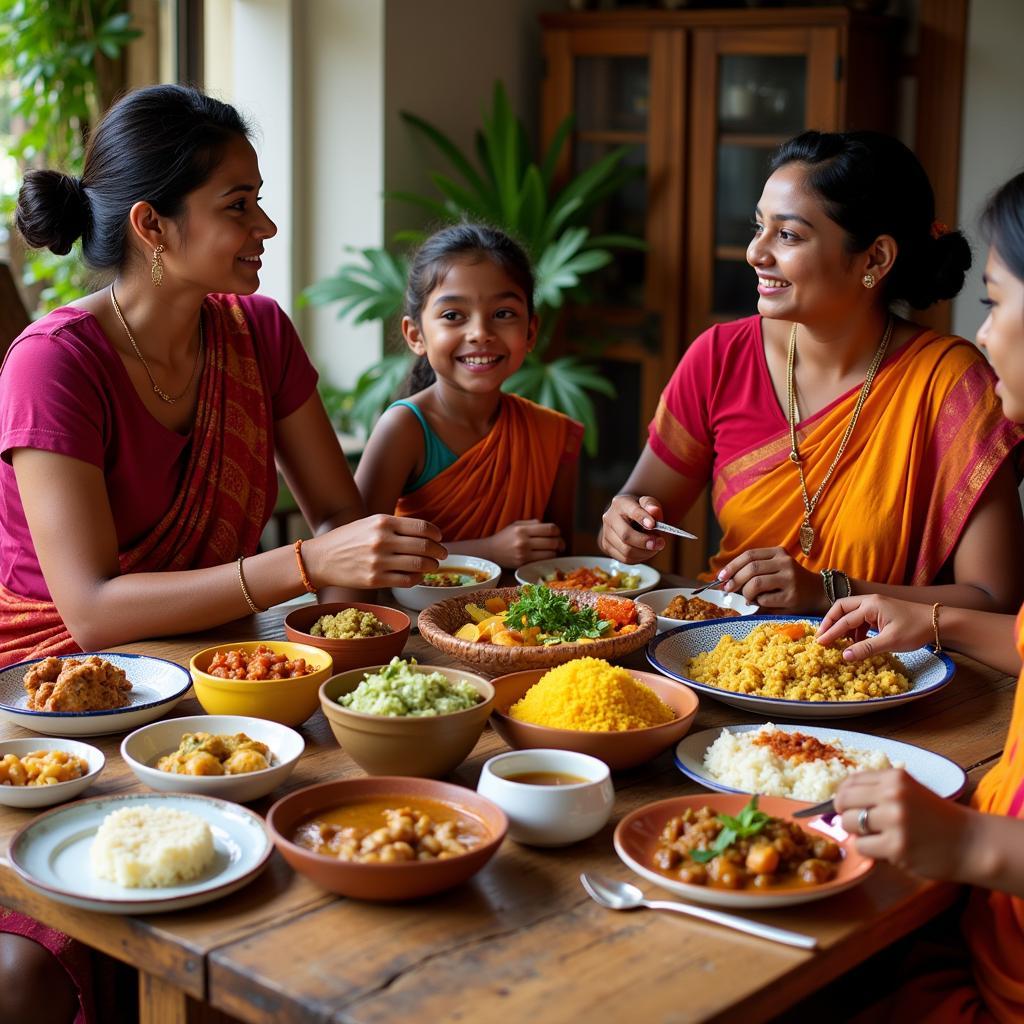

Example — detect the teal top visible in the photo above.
[388,399,459,493]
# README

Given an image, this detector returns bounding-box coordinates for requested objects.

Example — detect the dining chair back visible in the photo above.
[0,261,30,362]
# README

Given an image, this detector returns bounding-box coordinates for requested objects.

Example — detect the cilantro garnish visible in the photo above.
[689,796,771,864]
[504,584,611,644]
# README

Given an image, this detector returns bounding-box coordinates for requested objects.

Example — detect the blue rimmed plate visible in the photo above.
[0,652,191,736]
[8,791,271,914]
[647,615,955,719]
[674,723,967,800]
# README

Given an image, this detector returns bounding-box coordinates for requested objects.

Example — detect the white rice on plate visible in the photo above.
[702,723,897,802]
[91,804,215,888]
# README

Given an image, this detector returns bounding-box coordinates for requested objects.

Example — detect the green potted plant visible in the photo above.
[0,0,140,312]
[304,82,645,454]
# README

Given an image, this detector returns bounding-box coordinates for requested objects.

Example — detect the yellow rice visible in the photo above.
[509,658,676,731]
[686,621,910,702]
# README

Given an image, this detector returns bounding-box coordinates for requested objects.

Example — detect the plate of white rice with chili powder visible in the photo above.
[648,615,955,718]
[8,792,271,914]
[674,723,966,802]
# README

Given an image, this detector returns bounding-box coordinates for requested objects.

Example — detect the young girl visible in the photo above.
[356,224,583,568]
[816,170,1024,1021]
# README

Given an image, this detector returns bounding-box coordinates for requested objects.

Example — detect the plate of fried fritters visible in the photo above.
[0,653,191,736]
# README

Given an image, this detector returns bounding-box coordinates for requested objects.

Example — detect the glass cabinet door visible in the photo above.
[713,54,808,319]
[572,55,649,308]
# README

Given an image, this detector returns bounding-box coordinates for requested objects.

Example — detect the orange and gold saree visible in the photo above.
[0,295,272,667]
[395,393,582,540]
[650,317,1021,582]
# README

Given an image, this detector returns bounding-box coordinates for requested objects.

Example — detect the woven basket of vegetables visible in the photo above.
[417,585,657,673]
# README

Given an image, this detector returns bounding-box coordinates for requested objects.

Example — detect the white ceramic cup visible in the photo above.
[477,749,614,847]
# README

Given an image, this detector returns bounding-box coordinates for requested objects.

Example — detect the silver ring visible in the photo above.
[856,807,872,836]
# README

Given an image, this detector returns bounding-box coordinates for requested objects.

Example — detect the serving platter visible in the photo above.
[614,793,874,909]
[647,616,955,719]
[674,724,967,800]
[8,791,272,914]
[0,652,192,736]
[515,556,660,598]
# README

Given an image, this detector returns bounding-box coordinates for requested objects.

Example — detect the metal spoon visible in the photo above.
[580,872,818,950]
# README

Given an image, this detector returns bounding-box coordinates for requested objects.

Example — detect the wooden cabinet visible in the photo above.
[541,7,901,575]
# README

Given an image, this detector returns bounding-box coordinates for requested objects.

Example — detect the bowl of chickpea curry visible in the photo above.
[267,776,508,900]
[120,715,304,803]
[614,793,873,908]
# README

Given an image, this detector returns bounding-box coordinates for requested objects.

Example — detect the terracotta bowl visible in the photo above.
[189,641,333,728]
[283,602,411,674]
[417,586,657,672]
[489,668,699,771]
[266,776,508,900]
[319,665,494,778]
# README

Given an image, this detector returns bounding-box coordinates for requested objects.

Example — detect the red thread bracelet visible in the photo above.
[294,539,316,594]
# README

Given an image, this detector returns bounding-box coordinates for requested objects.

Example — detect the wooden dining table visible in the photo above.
[0,586,1015,1024]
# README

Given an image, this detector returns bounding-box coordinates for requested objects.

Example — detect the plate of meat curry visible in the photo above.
[614,793,874,908]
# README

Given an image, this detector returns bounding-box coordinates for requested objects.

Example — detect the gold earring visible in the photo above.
[151,244,165,287]
[862,273,875,289]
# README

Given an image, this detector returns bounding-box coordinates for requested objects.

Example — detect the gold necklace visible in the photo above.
[110,286,204,404]
[787,316,893,555]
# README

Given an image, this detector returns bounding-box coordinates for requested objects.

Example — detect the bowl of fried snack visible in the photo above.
[121,714,305,802]
[0,737,105,808]
[284,602,410,674]
[189,641,333,727]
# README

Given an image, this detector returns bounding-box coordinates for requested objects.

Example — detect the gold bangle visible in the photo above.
[237,556,265,614]
[931,602,943,653]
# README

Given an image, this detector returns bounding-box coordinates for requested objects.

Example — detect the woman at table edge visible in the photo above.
[0,84,446,1022]
[600,130,1024,616]
[813,170,1024,1023]
[0,84,447,669]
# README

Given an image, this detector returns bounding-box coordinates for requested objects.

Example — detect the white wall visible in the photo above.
[952,0,1024,341]
[383,0,562,244]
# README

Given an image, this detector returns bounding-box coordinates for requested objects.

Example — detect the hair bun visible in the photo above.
[15,169,89,256]
[903,229,972,309]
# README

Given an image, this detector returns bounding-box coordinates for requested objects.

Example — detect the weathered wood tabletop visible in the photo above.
[0,588,1015,1024]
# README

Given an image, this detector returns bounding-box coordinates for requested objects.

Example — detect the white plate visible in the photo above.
[648,616,956,719]
[637,587,758,634]
[391,555,501,612]
[0,737,105,808]
[121,715,305,802]
[515,556,660,598]
[9,792,272,914]
[0,653,192,737]
[674,724,967,801]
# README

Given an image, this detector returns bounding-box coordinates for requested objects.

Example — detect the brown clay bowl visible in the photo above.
[266,777,508,900]
[319,665,494,778]
[489,667,699,771]
[417,586,657,673]
[283,602,410,674]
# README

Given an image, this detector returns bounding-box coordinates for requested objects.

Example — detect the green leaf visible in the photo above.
[400,110,489,201]
[539,112,574,191]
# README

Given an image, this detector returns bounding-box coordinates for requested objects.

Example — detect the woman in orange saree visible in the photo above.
[0,85,446,1023]
[817,170,1024,1023]
[601,130,1023,614]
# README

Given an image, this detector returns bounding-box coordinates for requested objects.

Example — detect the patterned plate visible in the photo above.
[647,615,955,719]
[0,652,192,736]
